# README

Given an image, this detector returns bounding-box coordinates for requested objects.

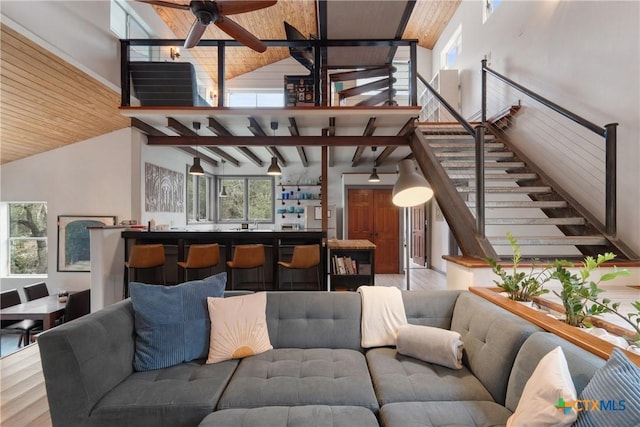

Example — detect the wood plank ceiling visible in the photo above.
[0,24,130,164]
[0,0,460,165]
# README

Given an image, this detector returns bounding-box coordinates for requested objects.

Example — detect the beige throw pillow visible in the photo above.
[396,324,464,369]
[506,346,577,427]
[206,292,273,364]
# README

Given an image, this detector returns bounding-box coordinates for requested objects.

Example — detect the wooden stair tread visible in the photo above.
[448,173,537,180]
[489,235,609,246]
[442,161,525,168]
[435,151,513,158]
[466,200,568,208]
[484,217,586,225]
[457,186,551,193]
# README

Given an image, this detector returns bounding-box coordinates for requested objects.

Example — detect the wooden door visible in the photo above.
[412,203,426,266]
[347,188,399,274]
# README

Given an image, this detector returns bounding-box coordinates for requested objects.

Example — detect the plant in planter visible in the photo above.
[552,252,632,334]
[486,232,551,302]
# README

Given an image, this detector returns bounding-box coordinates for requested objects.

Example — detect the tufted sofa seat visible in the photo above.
[38,290,608,427]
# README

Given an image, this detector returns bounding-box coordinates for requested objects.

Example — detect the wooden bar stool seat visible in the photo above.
[278,244,321,290]
[226,244,265,290]
[124,244,166,298]
[177,243,220,281]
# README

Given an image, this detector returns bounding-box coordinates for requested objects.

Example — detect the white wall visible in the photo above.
[0,129,136,296]
[432,0,640,255]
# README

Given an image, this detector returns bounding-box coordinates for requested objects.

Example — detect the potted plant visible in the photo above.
[486,232,552,304]
[551,252,631,330]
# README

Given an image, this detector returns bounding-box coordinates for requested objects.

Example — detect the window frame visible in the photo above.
[216,175,275,224]
[186,168,214,224]
[7,202,48,276]
[441,25,462,70]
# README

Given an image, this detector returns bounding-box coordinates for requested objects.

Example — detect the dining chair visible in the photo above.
[226,244,266,290]
[63,289,91,323]
[278,244,321,290]
[1,289,42,347]
[23,282,49,301]
[177,244,220,281]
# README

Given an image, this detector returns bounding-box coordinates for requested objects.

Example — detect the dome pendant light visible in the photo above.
[219,159,228,197]
[267,156,281,176]
[368,146,380,182]
[392,159,434,207]
[189,121,204,176]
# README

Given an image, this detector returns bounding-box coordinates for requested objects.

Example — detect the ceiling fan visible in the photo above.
[136,0,277,52]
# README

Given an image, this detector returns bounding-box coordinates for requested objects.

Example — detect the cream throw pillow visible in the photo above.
[206,292,273,364]
[507,346,577,427]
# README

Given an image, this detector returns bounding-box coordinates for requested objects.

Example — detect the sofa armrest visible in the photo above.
[38,299,136,426]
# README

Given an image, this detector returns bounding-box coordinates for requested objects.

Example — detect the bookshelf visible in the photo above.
[327,239,375,291]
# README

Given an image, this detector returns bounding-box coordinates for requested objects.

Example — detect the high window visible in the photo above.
[483,0,502,23]
[227,92,284,108]
[218,177,274,223]
[441,25,462,70]
[187,172,213,223]
[8,203,48,275]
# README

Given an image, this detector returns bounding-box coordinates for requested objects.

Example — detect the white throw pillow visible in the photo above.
[396,324,464,369]
[206,292,273,364]
[507,346,577,427]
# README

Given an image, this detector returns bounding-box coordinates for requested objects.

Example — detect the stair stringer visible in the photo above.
[409,129,498,259]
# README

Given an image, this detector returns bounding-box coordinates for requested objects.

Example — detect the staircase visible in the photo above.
[414,121,635,260]
[330,66,397,106]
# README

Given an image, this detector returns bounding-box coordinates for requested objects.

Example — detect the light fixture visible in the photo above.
[219,159,228,197]
[368,146,380,182]
[392,159,434,207]
[170,47,180,60]
[267,157,281,176]
[189,122,204,176]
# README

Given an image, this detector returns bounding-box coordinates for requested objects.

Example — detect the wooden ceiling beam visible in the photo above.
[146,135,408,146]
[235,146,264,167]
[207,117,233,136]
[131,118,167,137]
[247,117,267,136]
[178,147,218,167]
[352,117,377,167]
[375,146,397,166]
[296,147,309,167]
[328,118,336,167]
[203,146,240,167]
[266,147,287,166]
[288,118,308,167]
[374,117,416,166]
[167,118,197,136]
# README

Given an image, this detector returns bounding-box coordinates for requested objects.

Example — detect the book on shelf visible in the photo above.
[331,255,362,275]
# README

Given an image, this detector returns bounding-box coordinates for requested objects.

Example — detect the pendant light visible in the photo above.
[189,121,204,176]
[392,159,434,207]
[219,159,228,197]
[267,157,282,176]
[368,146,380,182]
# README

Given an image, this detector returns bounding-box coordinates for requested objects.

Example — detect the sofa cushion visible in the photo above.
[450,292,542,404]
[505,332,605,412]
[402,290,461,328]
[217,348,379,412]
[199,405,379,427]
[130,273,227,371]
[265,292,362,350]
[91,358,239,427]
[206,292,272,363]
[380,401,512,427]
[366,347,494,405]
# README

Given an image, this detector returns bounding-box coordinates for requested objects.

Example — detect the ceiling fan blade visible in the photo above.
[215,16,267,52]
[135,0,191,10]
[216,0,277,16]
[184,19,208,48]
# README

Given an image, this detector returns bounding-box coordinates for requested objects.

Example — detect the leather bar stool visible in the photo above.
[177,243,220,281]
[278,244,321,290]
[124,244,166,298]
[226,244,266,290]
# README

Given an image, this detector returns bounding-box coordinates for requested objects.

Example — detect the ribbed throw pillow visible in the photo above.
[574,348,640,427]
[130,273,226,371]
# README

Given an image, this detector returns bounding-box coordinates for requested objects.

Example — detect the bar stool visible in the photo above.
[124,244,166,298]
[226,244,266,290]
[177,243,220,281]
[278,244,321,290]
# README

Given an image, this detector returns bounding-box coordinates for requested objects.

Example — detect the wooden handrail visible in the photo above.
[469,286,640,366]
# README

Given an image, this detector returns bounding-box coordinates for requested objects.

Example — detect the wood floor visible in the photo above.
[0,268,636,427]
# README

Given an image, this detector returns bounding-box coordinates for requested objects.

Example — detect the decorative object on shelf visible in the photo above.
[169,47,180,61]
[58,215,116,272]
[485,232,551,302]
[392,159,433,207]
[267,157,281,176]
[218,159,228,197]
[368,147,380,183]
[189,122,204,176]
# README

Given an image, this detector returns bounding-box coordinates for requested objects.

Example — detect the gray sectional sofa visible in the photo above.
[38,290,606,427]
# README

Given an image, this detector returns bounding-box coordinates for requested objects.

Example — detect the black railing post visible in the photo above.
[605,123,618,236]
[481,59,487,123]
[120,40,130,107]
[410,41,418,106]
[475,124,486,237]
[217,43,225,107]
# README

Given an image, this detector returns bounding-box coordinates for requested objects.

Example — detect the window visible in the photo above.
[227,92,284,107]
[218,177,274,223]
[441,25,462,69]
[187,172,213,223]
[8,203,47,275]
[483,0,502,23]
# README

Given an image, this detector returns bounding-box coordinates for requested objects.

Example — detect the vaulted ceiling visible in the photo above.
[0,0,461,165]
